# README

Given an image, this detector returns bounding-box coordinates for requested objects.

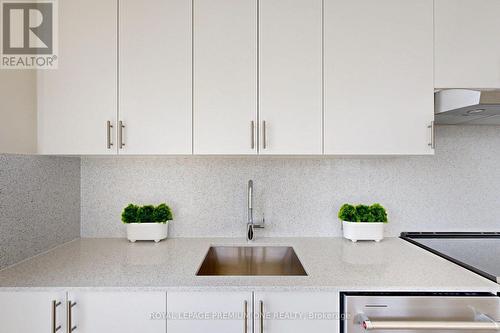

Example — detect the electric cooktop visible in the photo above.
[401,232,500,283]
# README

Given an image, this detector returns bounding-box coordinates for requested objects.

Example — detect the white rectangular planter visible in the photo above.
[342,221,384,242]
[126,223,168,243]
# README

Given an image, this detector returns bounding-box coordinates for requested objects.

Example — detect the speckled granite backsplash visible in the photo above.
[81,126,500,238]
[0,155,80,269]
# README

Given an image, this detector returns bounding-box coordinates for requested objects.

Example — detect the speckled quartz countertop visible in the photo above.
[0,237,498,292]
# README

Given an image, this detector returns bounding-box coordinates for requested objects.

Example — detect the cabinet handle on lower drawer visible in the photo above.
[67,301,77,333]
[260,300,264,333]
[52,300,61,333]
[243,300,248,333]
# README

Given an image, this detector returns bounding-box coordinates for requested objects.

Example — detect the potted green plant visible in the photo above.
[122,203,173,243]
[338,203,388,242]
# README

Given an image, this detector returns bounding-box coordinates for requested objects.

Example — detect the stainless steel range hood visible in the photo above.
[434,89,500,125]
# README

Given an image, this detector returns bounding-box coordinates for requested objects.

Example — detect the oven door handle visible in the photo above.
[357,313,500,331]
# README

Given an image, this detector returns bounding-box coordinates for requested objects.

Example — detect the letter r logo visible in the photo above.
[2,2,53,54]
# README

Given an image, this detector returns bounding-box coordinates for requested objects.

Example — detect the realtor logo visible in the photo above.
[1,0,58,69]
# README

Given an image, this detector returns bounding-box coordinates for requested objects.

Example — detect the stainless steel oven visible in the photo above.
[341,292,500,332]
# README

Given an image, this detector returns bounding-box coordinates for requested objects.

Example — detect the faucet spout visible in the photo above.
[248,180,253,224]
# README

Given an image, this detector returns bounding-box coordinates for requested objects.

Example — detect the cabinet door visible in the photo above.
[259,0,322,155]
[119,0,192,154]
[0,292,66,332]
[167,292,252,332]
[254,292,337,333]
[435,0,500,89]
[193,0,257,155]
[324,0,434,155]
[67,292,165,333]
[37,0,117,155]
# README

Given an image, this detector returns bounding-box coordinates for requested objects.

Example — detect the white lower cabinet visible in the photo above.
[0,291,337,332]
[67,292,165,333]
[167,291,337,333]
[0,292,67,333]
[254,292,338,333]
[167,291,252,333]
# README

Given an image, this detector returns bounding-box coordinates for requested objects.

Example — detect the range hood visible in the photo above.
[435,89,500,125]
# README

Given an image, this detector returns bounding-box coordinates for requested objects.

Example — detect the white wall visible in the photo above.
[0,70,37,154]
[81,126,500,238]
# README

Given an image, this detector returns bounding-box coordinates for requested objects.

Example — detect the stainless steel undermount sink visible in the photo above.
[196,246,307,276]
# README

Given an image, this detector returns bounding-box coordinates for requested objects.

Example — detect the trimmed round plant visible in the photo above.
[121,203,174,224]
[338,203,388,223]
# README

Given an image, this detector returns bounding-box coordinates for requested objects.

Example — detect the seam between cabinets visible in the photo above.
[252,291,255,333]
[116,0,120,155]
[321,0,325,155]
[432,0,435,90]
[256,0,260,154]
[191,0,195,155]
[432,0,436,150]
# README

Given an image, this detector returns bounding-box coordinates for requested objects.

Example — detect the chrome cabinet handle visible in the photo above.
[358,313,500,331]
[67,301,77,333]
[428,121,435,149]
[52,300,62,333]
[119,121,125,149]
[259,300,264,333]
[262,121,267,149]
[243,300,248,333]
[106,121,114,149]
[250,121,255,150]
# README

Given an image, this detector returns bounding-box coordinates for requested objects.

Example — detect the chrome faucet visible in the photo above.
[247,180,264,241]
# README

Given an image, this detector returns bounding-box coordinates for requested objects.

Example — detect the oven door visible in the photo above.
[343,293,500,333]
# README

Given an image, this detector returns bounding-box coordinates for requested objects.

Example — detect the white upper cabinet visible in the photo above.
[324,0,434,155]
[36,0,441,156]
[193,0,258,155]
[119,0,192,154]
[435,0,500,89]
[259,0,322,155]
[37,0,117,155]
